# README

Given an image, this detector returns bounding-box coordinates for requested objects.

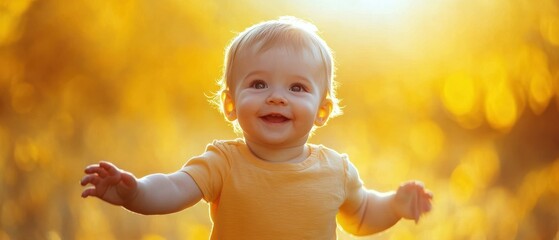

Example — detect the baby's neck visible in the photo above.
[245,141,309,163]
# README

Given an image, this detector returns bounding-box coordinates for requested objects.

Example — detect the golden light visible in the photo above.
[450,162,475,203]
[442,73,477,117]
[529,69,554,114]
[357,0,416,18]
[540,14,559,46]
[409,120,445,163]
[1,0,558,239]
[485,84,518,131]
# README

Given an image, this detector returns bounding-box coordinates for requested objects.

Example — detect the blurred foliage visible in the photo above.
[1,0,558,239]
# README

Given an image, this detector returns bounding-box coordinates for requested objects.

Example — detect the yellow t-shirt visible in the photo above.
[181,139,366,239]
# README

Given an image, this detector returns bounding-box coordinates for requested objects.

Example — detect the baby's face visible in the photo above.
[226,46,329,148]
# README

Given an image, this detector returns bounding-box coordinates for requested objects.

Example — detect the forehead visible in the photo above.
[233,45,327,83]
[233,29,328,74]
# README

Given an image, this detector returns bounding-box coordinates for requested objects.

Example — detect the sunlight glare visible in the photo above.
[359,0,415,16]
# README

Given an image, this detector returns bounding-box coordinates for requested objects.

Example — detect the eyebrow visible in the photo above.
[244,71,314,84]
[289,75,314,86]
[244,71,268,79]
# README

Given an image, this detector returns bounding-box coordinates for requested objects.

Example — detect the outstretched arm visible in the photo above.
[81,161,203,215]
[338,181,433,235]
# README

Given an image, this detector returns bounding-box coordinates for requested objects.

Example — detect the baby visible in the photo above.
[81,16,433,239]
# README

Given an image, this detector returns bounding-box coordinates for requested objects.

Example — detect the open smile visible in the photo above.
[260,113,291,123]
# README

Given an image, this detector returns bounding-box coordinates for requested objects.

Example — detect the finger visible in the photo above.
[422,193,433,212]
[404,185,417,223]
[84,165,109,177]
[425,190,434,199]
[84,164,101,173]
[413,180,425,188]
[419,188,426,216]
[404,181,424,192]
[99,161,120,176]
[81,187,99,198]
[414,189,420,223]
[423,198,432,212]
[80,175,99,186]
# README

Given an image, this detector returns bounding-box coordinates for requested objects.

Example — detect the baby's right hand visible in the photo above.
[392,180,433,223]
[80,161,138,206]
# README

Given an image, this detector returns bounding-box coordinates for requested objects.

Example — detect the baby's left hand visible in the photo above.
[392,180,433,223]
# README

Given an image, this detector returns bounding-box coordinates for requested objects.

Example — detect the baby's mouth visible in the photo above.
[261,113,290,123]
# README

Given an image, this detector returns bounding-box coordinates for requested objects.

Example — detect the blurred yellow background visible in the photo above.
[1,0,559,239]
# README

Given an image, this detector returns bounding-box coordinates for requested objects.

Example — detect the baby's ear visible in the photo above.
[222,90,237,121]
[315,98,333,126]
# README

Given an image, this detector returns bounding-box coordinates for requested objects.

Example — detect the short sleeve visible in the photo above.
[340,154,366,214]
[337,154,367,234]
[181,141,230,203]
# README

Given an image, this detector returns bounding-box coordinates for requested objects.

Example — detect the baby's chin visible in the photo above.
[244,132,311,148]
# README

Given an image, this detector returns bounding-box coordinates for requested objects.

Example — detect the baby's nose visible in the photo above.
[266,90,287,105]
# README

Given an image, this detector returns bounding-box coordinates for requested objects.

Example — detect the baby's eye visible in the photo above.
[289,83,307,92]
[250,80,267,89]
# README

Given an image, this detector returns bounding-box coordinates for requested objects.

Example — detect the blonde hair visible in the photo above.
[212,16,342,130]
